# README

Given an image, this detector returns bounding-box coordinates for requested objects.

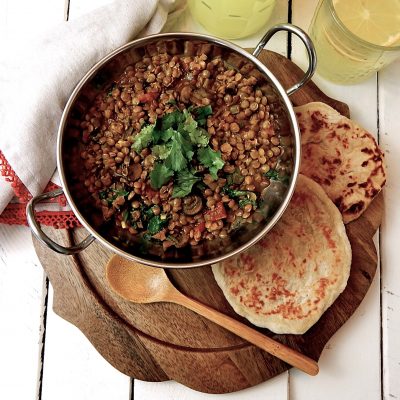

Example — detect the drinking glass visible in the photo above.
[188,0,276,39]
[309,0,400,84]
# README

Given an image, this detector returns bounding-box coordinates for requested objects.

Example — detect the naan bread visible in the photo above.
[212,175,351,334]
[295,102,386,223]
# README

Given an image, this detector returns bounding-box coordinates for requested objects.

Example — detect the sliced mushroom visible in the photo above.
[172,233,190,248]
[183,195,203,215]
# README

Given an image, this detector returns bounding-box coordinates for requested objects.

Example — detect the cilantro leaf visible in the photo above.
[151,128,163,144]
[161,110,183,130]
[222,187,249,198]
[175,130,194,159]
[172,170,200,198]
[265,169,290,184]
[222,186,258,207]
[165,138,187,172]
[265,169,279,180]
[152,144,171,160]
[188,127,209,147]
[179,109,210,147]
[147,215,168,235]
[160,127,174,142]
[238,198,257,208]
[150,163,174,189]
[132,123,156,153]
[227,168,244,185]
[181,109,197,132]
[197,146,225,180]
[98,188,129,206]
[192,105,212,127]
[142,206,155,221]
[111,188,129,197]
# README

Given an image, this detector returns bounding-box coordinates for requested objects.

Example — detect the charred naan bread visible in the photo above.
[212,175,351,335]
[295,102,386,223]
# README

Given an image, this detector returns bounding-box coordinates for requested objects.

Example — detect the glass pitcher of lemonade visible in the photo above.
[309,0,400,84]
[188,0,276,39]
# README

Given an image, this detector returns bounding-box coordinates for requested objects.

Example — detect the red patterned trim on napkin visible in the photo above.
[0,203,81,228]
[0,150,79,227]
[0,150,31,203]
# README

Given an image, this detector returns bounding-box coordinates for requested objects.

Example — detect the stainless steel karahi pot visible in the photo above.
[27,24,316,268]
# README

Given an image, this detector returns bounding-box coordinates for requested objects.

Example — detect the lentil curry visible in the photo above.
[64,39,293,260]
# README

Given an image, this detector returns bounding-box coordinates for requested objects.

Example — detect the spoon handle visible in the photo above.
[170,292,319,376]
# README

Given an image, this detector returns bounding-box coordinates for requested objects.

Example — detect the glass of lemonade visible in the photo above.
[309,0,400,84]
[188,0,276,39]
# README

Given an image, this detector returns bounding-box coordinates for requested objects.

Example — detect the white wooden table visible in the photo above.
[1,0,399,399]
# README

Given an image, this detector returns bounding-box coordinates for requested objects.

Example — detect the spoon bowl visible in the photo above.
[106,255,176,304]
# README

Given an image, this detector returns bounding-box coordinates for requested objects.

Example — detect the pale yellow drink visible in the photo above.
[188,0,276,39]
[309,0,400,84]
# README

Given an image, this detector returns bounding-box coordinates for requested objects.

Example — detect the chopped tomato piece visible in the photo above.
[194,221,205,234]
[137,91,158,103]
[205,202,227,222]
[144,186,158,199]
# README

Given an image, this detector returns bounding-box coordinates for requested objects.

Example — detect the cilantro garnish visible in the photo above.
[222,186,258,208]
[111,188,129,197]
[161,110,184,130]
[166,130,194,169]
[265,169,280,180]
[172,170,201,198]
[147,215,168,235]
[222,187,250,198]
[265,169,290,183]
[98,188,129,206]
[131,122,156,153]
[238,198,257,208]
[227,169,244,185]
[151,144,171,160]
[142,206,155,220]
[187,127,209,147]
[132,105,224,196]
[150,163,174,189]
[191,105,212,127]
[197,146,225,180]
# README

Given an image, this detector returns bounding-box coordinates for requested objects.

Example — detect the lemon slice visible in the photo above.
[333,0,400,47]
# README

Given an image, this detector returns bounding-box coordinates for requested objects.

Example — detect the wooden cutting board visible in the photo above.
[33,50,383,394]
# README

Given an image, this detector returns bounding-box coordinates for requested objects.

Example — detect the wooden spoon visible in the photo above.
[106,255,319,376]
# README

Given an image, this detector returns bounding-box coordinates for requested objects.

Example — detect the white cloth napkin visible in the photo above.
[0,0,182,215]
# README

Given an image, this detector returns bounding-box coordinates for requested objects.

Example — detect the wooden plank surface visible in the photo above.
[379,57,400,400]
[290,1,382,399]
[135,375,289,400]
[0,226,45,399]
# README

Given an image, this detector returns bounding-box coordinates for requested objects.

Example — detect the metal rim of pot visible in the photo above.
[27,24,317,268]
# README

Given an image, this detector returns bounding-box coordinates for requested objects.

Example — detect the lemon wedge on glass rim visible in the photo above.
[333,0,400,47]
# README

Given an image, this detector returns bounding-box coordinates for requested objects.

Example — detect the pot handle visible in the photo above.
[26,188,95,255]
[252,23,317,96]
